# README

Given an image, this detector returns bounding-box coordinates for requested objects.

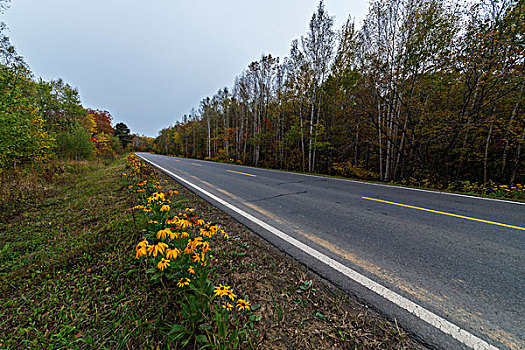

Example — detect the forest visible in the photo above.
[154,0,524,189]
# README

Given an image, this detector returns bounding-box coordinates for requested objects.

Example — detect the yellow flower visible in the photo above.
[236,299,250,311]
[213,284,231,298]
[184,237,203,254]
[144,207,152,212]
[157,229,168,240]
[180,231,189,239]
[132,205,145,210]
[157,258,170,271]
[166,216,179,225]
[160,205,170,212]
[188,266,195,274]
[165,229,176,239]
[135,245,147,259]
[225,289,237,301]
[147,242,168,257]
[199,226,216,238]
[137,238,149,248]
[200,242,211,253]
[178,218,192,229]
[192,253,202,263]
[177,278,191,288]
[166,248,181,260]
[137,189,146,193]
[222,302,233,311]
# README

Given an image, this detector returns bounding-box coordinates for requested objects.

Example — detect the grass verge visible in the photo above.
[0,158,179,349]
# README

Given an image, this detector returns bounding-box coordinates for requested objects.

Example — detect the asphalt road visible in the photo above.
[137,153,525,350]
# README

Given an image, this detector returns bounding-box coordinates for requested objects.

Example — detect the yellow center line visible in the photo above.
[226,169,256,177]
[362,196,525,231]
[190,163,201,166]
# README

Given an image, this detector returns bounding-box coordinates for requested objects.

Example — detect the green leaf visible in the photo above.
[169,324,186,334]
[196,334,208,343]
[249,315,262,322]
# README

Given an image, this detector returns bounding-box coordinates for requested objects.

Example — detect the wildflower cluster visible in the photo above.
[203,155,243,165]
[489,183,524,199]
[214,284,251,311]
[123,155,253,345]
[136,206,225,287]
[447,179,525,200]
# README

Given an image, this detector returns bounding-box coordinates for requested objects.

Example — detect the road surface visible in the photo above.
[136,153,524,350]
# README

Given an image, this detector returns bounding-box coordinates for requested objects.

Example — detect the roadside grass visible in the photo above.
[0,158,177,349]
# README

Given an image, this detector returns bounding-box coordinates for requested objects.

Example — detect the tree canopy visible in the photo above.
[153,0,524,188]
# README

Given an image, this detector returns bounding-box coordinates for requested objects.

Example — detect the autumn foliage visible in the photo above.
[0,25,134,169]
[154,0,524,191]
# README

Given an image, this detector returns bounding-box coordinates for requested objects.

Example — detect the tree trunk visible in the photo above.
[510,126,525,186]
[378,100,383,180]
[299,103,306,171]
[308,101,314,172]
[206,116,211,158]
[501,98,520,177]
[483,117,494,184]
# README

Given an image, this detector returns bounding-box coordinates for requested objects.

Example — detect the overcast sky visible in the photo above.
[2,0,368,137]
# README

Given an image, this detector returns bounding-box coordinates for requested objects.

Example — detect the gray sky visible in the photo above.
[3,0,368,137]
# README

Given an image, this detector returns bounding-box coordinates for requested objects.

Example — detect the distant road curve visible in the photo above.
[137,153,525,350]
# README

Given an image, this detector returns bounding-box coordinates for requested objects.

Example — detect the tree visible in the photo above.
[114,122,132,149]
[0,27,54,169]
[300,0,336,172]
[89,109,114,135]
[153,0,524,188]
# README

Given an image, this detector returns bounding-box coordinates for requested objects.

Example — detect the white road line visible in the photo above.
[137,154,500,350]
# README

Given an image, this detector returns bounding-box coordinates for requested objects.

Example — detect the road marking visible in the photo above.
[137,154,499,350]
[159,155,524,206]
[226,169,256,177]
[190,163,202,166]
[362,196,525,231]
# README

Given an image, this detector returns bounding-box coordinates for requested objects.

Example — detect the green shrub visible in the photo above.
[55,123,93,160]
[330,161,379,180]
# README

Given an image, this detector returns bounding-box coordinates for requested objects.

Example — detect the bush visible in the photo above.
[330,161,379,180]
[55,123,93,160]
